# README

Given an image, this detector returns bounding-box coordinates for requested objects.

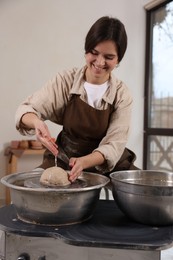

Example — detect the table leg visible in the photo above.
[6,155,18,205]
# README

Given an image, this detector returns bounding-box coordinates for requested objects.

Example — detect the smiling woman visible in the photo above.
[15,16,139,184]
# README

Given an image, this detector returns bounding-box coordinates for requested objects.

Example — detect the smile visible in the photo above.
[92,64,106,72]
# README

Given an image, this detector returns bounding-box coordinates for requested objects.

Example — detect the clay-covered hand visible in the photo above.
[21,112,58,156]
[34,120,58,157]
[68,152,105,182]
[68,157,84,182]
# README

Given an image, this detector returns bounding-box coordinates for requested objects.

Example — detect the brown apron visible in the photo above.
[39,95,139,173]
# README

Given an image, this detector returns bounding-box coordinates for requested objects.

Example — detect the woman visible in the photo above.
[15,16,138,183]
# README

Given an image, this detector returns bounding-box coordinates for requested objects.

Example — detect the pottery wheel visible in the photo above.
[24,177,87,189]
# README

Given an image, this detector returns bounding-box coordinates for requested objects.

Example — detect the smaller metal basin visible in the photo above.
[110,170,173,226]
[1,171,109,226]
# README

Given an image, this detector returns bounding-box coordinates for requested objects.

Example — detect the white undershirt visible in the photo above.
[84,81,109,108]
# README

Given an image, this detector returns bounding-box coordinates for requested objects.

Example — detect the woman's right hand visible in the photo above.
[34,120,58,157]
[21,113,58,156]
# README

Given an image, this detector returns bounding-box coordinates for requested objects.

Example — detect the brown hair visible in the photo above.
[85,16,127,62]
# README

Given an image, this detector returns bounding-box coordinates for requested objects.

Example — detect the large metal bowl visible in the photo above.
[110,170,173,226]
[1,171,109,226]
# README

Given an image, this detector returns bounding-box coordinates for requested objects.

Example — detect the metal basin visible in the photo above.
[1,171,109,226]
[110,170,173,226]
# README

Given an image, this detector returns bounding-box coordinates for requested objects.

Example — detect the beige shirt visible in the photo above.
[15,66,133,172]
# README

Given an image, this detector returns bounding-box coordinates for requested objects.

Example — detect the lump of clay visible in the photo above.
[40,166,71,187]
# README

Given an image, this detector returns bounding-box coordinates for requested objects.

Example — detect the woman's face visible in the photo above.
[85,40,118,84]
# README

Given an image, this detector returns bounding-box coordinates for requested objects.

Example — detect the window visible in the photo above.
[144,0,173,170]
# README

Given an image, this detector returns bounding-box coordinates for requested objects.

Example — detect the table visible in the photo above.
[4,147,45,204]
[0,200,173,259]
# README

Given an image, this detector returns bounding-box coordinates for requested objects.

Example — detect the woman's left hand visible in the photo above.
[68,152,105,182]
[68,157,84,182]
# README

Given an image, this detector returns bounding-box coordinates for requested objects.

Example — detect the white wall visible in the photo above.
[0,0,149,200]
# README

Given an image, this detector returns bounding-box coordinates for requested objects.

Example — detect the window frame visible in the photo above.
[143,0,173,169]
